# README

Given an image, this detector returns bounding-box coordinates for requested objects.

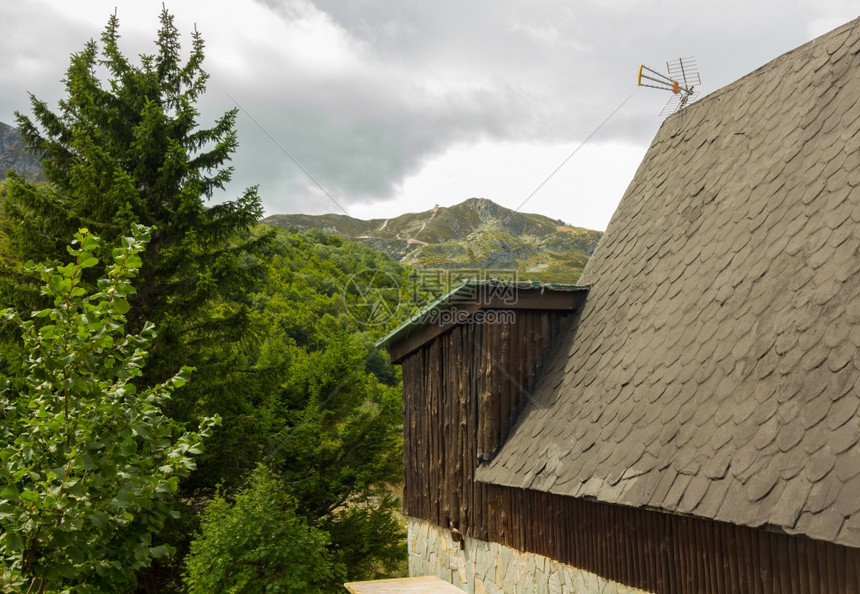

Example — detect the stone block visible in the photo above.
[475,577,488,594]
[457,551,468,585]
[548,569,563,594]
[475,548,493,580]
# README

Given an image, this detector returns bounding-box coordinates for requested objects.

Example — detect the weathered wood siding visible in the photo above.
[483,487,860,594]
[400,315,860,594]
[402,310,568,532]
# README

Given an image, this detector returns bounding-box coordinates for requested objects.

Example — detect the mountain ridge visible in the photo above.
[262,198,602,283]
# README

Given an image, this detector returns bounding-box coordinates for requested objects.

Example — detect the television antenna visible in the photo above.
[638,57,701,115]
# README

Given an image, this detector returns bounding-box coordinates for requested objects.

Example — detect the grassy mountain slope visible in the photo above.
[263,198,602,284]
[0,122,45,182]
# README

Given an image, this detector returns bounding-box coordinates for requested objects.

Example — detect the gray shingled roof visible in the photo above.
[476,17,860,548]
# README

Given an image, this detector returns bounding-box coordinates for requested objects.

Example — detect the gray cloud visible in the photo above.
[2,0,857,221]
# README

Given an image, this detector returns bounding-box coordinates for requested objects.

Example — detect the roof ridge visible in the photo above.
[663,15,860,123]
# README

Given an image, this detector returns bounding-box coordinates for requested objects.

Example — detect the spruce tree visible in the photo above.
[1,9,266,421]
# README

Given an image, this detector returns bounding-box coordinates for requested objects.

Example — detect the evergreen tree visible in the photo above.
[0,10,415,589]
[1,9,267,413]
[184,465,344,594]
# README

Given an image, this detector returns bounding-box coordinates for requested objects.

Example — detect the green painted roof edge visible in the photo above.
[376,279,589,349]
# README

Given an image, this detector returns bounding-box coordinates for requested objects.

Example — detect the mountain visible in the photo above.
[262,198,602,284]
[0,122,45,182]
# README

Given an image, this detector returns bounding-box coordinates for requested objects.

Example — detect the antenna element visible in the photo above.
[638,57,702,115]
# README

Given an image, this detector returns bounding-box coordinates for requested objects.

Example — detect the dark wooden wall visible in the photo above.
[400,314,860,594]
[402,309,567,533]
[483,487,860,594]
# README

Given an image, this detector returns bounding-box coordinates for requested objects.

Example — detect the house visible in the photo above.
[381,16,860,594]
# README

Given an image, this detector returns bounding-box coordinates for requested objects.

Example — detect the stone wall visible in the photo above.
[407,517,651,594]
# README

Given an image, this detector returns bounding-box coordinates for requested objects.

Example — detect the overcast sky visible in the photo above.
[2,1,857,230]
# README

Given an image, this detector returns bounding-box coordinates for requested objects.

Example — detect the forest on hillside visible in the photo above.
[0,10,430,593]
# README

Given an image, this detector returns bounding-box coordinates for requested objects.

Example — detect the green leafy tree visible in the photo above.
[184,465,343,594]
[0,225,218,593]
[1,8,266,416]
[240,228,411,581]
[1,15,268,582]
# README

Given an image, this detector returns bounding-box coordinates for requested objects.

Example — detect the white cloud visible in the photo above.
[346,138,649,231]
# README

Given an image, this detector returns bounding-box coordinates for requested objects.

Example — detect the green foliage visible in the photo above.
[0,8,267,414]
[184,465,342,594]
[1,7,417,589]
[0,14,269,584]
[0,226,218,593]
[181,227,410,583]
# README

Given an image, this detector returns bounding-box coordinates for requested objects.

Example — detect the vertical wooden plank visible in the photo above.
[565,496,574,567]
[796,534,809,594]
[540,311,551,364]
[732,524,742,594]
[476,323,487,462]
[489,315,502,456]
[657,512,668,593]
[401,355,411,517]
[826,541,839,594]
[586,499,595,574]
[758,528,771,594]
[713,519,725,594]
[551,493,558,559]
[628,507,638,587]
[432,339,442,526]
[524,310,536,392]
[833,542,846,594]
[705,519,718,594]
[511,310,524,425]
[725,523,738,593]
[450,331,460,530]
[739,524,749,594]
[441,333,451,526]
[621,507,631,587]
[804,536,821,594]
[773,533,790,594]
[638,509,648,590]
[597,502,605,578]
[584,499,593,573]
[693,519,705,594]
[513,488,520,549]
[498,321,511,445]
[404,354,413,518]
[457,333,466,532]
[749,525,763,594]
[692,520,710,592]
[773,529,785,594]
[665,514,678,594]
[678,518,693,592]
[580,498,588,571]
[847,545,860,594]
[644,509,655,592]
[467,324,479,538]
[461,325,474,534]
[690,518,700,593]
[420,348,430,522]
[816,540,829,594]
